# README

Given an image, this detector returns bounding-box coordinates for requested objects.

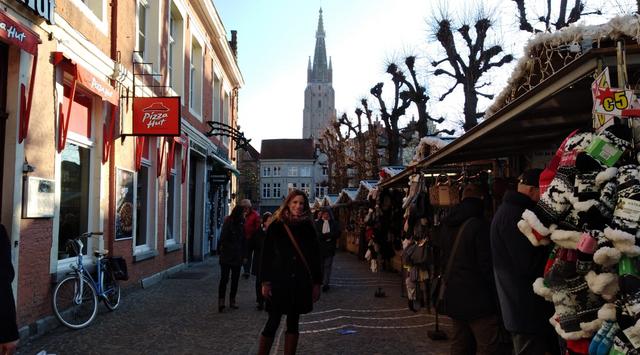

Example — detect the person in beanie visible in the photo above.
[0,224,19,354]
[437,184,499,355]
[314,207,340,292]
[490,169,557,355]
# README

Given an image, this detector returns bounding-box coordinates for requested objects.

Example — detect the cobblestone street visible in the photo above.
[17,252,452,355]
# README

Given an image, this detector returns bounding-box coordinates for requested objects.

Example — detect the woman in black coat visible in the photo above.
[0,223,19,354]
[217,205,246,312]
[257,190,322,355]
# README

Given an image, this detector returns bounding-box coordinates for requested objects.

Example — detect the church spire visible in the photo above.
[310,7,329,83]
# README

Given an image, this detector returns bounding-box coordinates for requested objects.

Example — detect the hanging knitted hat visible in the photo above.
[604,165,640,258]
[519,133,594,246]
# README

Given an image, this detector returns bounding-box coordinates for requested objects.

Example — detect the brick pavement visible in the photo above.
[16,252,452,355]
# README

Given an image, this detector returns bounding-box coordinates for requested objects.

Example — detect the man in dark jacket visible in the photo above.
[438,184,499,355]
[314,207,340,292]
[490,169,556,355]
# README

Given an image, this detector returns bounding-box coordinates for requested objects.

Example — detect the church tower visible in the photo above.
[303,8,336,140]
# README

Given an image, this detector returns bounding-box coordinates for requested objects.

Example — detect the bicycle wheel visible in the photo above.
[52,275,98,329]
[102,268,121,311]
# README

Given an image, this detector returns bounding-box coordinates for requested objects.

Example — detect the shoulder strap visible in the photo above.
[283,223,313,279]
[441,217,475,286]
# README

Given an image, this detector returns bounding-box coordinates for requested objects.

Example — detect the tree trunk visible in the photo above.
[463,84,479,131]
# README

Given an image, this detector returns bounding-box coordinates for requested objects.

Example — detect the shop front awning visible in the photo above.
[380,46,640,189]
[210,153,240,176]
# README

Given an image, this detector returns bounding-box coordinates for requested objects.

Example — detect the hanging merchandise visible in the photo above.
[429,175,460,207]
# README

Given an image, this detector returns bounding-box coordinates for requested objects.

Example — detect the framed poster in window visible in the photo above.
[115,168,134,240]
[22,176,55,218]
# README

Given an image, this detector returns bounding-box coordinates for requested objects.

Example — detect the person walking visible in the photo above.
[257,190,322,355]
[1,224,18,355]
[218,205,246,312]
[314,207,340,292]
[436,184,500,355]
[242,199,261,279]
[490,169,557,355]
[252,212,272,310]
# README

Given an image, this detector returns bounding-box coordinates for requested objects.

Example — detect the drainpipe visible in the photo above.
[107,0,118,256]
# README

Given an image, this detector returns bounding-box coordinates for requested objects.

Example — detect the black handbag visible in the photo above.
[433,218,473,314]
[107,256,129,281]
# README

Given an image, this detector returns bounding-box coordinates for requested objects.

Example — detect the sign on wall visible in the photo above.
[16,0,55,24]
[22,176,54,218]
[115,168,134,240]
[132,97,181,136]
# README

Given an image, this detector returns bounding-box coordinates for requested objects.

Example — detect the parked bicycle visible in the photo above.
[52,232,127,329]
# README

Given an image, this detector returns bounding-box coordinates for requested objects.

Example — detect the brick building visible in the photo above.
[0,0,242,337]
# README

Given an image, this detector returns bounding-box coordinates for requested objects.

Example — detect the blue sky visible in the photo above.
[215,0,634,150]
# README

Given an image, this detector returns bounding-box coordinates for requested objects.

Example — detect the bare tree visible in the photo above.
[318,122,349,193]
[512,0,602,33]
[369,64,413,165]
[432,15,514,131]
[390,56,444,138]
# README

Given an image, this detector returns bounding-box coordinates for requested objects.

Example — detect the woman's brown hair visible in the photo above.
[272,189,311,222]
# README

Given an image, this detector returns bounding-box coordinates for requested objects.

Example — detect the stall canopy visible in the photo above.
[380,15,640,189]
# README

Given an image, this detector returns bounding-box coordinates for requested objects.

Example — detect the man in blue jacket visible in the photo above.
[490,169,556,355]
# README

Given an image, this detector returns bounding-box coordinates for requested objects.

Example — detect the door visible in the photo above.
[0,43,8,215]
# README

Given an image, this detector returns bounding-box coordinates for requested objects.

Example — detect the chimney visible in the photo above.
[229,30,238,59]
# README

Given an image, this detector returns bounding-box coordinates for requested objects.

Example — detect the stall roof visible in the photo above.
[380,15,640,189]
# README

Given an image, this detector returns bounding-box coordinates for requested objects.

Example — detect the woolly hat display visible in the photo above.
[604,165,640,258]
[519,133,594,246]
[549,275,605,339]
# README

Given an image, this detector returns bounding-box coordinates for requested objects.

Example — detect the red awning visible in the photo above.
[0,11,41,55]
[53,52,118,106]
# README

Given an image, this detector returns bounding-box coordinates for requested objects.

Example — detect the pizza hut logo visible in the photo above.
[142,102,170,128]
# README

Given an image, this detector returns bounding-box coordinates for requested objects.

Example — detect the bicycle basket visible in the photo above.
[107,257,129,281]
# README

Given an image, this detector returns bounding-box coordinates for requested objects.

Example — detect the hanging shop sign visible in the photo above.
[591,68,640,130]
[15,0,55,24]
[132,97,181,136]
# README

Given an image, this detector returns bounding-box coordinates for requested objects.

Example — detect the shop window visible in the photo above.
[135,165,149,249]
[167,148,181,243]
[58,143,91,259]
[168,3,184,95]
[189,38,203,117]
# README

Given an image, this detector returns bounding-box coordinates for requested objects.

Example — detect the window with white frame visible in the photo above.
[167,3,184,95]
[262,166,271,177]
[136,1,148,59]
[315,184,324,198]
[222,92,230,145]
[79,0,105,21]
[287,182,297,193]
[288,166,298,177]
[273,166,281,176]
[272,183,281,198]
[262,183,271,198]
[300,166,311,177]
[189,38,203,116]
[213,73,221,122]
[300,183,310,195]
[322,166,328,176]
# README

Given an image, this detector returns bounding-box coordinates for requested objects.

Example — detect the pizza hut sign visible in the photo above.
[132,97,181,136]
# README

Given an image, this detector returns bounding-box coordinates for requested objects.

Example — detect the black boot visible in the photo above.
[218,298,225,313]
[408,300,417,312]
[230,298,239,309]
